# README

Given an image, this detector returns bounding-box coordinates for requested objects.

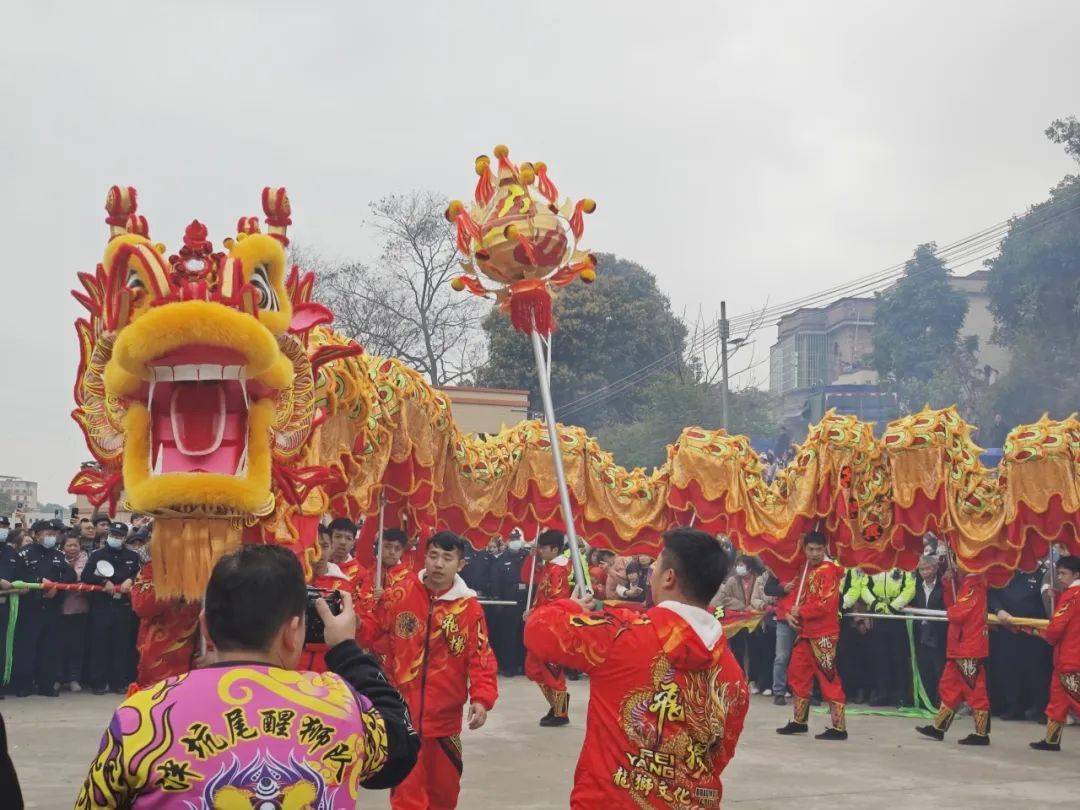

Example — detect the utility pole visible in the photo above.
[720,300,730,429]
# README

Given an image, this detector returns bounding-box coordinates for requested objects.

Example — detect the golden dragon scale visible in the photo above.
[71,187,1080,608]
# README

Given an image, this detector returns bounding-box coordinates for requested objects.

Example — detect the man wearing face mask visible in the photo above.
[484,533,529,677]
[12,519,76,696]
[82,521,142,694]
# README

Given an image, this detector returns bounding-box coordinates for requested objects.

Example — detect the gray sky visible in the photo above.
[3,1,1078,504]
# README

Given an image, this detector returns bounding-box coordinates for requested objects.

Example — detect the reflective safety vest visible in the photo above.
[841,569,868,610]
[862,569,916,614]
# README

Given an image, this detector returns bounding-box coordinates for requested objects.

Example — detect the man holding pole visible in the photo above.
[1031,554,1080,752]
[524,527,748,808]
[916,566,991,745]
[776,531,849,740]
[523,529,573,726]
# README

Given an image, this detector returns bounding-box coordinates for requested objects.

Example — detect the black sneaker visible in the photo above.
[775,721,808,735]
[1029,740,1061,752]
[772,695,787,707]
[957,733,989,746]
[92,688,108,696]
[915,725,944,741]
[815,727,848,741]
[540,714,570,727]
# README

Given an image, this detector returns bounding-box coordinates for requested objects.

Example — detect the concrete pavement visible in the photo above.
[5,676,1078,807]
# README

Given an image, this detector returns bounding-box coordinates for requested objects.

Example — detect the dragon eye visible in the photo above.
[250,265,279,311]
[125,268,145,290]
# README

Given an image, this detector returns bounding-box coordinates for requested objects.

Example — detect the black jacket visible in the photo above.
[988,568,1047,619]
[324,640,420,788]
[911,577,946,649]
[486,549,527,602]
[16,543,75,606]
[81,545,142,603]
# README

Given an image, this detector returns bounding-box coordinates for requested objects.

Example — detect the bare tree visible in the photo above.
[305,191,487,386]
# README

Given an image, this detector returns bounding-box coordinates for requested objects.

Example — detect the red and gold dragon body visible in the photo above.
[70,186,1080,681]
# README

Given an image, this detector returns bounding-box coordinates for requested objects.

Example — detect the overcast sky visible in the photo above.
[3,1,1077,504]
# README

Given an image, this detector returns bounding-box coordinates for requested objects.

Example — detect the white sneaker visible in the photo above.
[750,684,761,695]
[762,689,773,697]
[70,681,82,693]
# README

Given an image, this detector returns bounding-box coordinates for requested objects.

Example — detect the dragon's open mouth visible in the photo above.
[146,346,269,477]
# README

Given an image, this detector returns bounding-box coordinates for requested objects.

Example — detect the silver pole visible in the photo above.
[529,323,589,597]
[374,493,386,590]
[524,525,541,612]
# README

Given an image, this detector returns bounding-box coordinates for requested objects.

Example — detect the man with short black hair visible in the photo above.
[91,514,111,548]
[523,529,573,726]
[1031,554,1080,751]
[525,527,749,808]
[916,567,991,745]
[363,531,498,810]
[776,531,849,740]
[326,516,360,572]
[76,544,418,807]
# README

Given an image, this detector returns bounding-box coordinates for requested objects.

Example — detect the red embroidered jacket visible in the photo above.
[943,572,988,659]
[1045,584,1080,671]
[796,561,844,639]
[130,561,201,687]
[525,599,749,809]
[522,555,572,607]
[363,572,498,737]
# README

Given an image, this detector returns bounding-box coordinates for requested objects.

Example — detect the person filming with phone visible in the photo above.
[76,544,418,808]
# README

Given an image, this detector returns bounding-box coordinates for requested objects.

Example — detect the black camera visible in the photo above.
[304,587,344,645]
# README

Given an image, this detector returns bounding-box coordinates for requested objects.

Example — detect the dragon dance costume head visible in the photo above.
[71,187,344,598]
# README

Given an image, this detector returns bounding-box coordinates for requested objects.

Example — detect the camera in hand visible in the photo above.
[305,586,343,645]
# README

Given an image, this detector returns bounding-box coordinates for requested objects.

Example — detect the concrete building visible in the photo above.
[0,475,38,510]
[770,297,877,422]
[768,271,1009,426]
[439,385,530,436]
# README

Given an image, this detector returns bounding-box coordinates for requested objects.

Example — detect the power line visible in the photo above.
[555,190,1080,420]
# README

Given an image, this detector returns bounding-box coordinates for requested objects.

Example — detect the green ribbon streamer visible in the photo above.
[3,593,19,686]
[815,618,936,720]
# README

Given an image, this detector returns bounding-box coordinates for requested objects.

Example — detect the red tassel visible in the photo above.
[536,164,558,203]
[454,212,482,254]
[569,200,586,240]
[474,170,495,206]
[508,282,554,335]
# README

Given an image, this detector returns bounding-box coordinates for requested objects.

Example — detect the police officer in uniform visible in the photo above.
[863,567,916,706]
[988,565,1051,720]
[12,519,76,696]
[483,533,529,676]
[82,522,142,694]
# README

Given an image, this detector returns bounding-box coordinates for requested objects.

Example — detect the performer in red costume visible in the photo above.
[365,528,420,666]
[916,565,991,744]
[522,529,573,726]
[327,516,367,582]
[1032,554,1080,751]
[300,527,365,672]
[776,531,849,740]
[130,560,201,688]
[524,527,749,808]
[363,531,498,810]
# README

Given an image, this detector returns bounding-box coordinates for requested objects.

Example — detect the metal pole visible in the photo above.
[793,559,810,606]
[524,525,541,613]
[529,322,589,597]
[374,493,386,590]
[1047,548,1056,615]
[719,300,730,429]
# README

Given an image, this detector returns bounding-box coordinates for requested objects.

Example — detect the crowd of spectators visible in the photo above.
[1,510,1071,733]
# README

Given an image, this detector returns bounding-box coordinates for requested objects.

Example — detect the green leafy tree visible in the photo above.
[477,253,687,433]
[1045,116,1080,165]
[872,243,969,385]
[982,144,1080,426]
[597,382,775,470]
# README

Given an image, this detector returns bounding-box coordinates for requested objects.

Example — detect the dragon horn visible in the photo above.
[104,185,140,241]
[261,187,292,246]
